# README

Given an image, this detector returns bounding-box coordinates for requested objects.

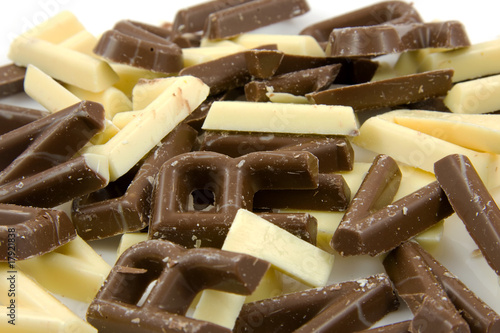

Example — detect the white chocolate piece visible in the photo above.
[19,11,85,44]
[66,85,132,119]
[89,120,120,145]
[390,109,500,154]
[370,61,397,82]
[182,45,247,67]
[394,48,444,77]
[0,264,97,333]
[9,37,119,93]
[117,233,148,257]
[419,39,500,82]
[192,290,246,329]
[111,63,168,97]
[352,115,500,189]
[24,65,80,113]
[86,76,209,181]
[232,34,325,57]
[111,110,141,129]
[199,38,243,48]
[17,236,110,302]
[202,101,358,136]
[267,92,310,104]
[225,209,334,287]
[245,268,282,303]
[132,77,178,111]
[59,30,98,56]
[444,74,500,114]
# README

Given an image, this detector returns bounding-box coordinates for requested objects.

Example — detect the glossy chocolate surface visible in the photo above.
[0,104,49,135]
[0,63,25,97]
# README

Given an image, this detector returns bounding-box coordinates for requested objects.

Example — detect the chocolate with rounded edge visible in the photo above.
[87,239,270,333]
[0,203,76,261]
[150,150,320,248]
[0,104,49,135]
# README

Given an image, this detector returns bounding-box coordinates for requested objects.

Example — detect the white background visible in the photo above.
[0,0,499,328]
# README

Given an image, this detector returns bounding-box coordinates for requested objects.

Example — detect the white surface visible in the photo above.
[1,0,499,329]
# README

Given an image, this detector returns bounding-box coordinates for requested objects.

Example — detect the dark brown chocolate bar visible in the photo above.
[307,69,454,111]
[0,154,108,208]
[93,26,183,74]
[353,320,411,333]
[434,154,500,276]
[200,132,354,172]
[0,101,105,184]
[245,48,284,79]
[332,155,453,256]
[412,241,500,333]
[244,64,341,102]
[0,203,75,261]
[0,63,26,97]
[150,150,320,248]
[0,104,49,135]
[326,20,470,58]
[383,241,470,333]
[87,239,270,333]
[253,173,350,212]
[204,0,310,40]
[173,0,255,33]
[235,274,399,333]
[300,1,422,43]
[72,124,198,241]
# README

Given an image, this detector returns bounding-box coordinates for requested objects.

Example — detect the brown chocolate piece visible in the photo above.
[72,124,198,241]
[434,154,500,276]
[0,104,49,135]
[244,64,341,102]
[204,0,310,40]
[383,241,470,333]
[254,173,351,212]
[245,48,284,79]
[150,150,320,248]
[93,26,183,74]
[0,154,108,208]
[332,155,454,256]
[0,203,75,261]
[235,274,399,333]
[274,55,379,85]
[353,320,411,333]
[307,69,454,111]
[173,0,256,33]
[0,101,105,184]
[179,50,251,95]
[413,241,500,333]
[0,63,26,97]
[326,21,470,57]
[87,239,270,333]
[300,1,422,43]
[200,131,354,172]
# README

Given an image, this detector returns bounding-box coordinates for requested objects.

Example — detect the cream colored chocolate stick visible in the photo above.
[444,73,500,114]
[202,101,359,136]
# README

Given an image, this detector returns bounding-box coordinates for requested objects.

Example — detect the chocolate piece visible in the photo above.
[244,64,341,102]
[93,28,183,74]
[0,104,49,135]
[383,242,470,333]
[412,241,500,333]
[434,154,500,276]
[300,1,422,43]
[173,0,255,33]
[326,21,470,58]
[87,239,270,333]
[150,150,320,248]
[245,48,284,79]
[307,69,454,111]
[0,154,108,208]
[234,274,399,333]
[204,0,310,40]
[0,203,75,261]
[0,101,105,184]
[332,155,454,256]
[179,50,251,95]
[353,320,411,333]
[254,173,351,211]
[273,55,379,85]
[72,124,198,241]
[0,63,26,97]
[200,132,354,172]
